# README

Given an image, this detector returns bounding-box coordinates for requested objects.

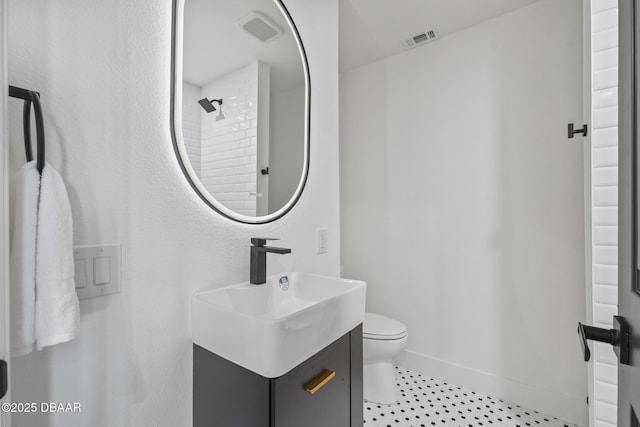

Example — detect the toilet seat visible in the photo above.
[363,312,408,340]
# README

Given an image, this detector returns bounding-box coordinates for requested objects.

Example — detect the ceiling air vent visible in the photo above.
[238,11,283,43]
[401,30,439,50]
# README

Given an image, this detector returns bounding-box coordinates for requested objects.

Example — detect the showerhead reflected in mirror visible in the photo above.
[171,0,309,223]
[198,97,226,121]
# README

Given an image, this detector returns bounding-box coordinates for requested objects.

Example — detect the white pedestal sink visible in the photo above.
[192,272,366,378]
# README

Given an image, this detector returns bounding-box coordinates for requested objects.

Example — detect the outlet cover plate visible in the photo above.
[317,228,328,254]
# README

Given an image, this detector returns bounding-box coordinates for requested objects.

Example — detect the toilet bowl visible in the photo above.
[363,312,408,405]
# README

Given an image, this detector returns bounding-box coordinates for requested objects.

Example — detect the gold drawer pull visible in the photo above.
[303,369,336,394]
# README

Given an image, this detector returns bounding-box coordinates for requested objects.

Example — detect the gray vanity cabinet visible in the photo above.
[193,325,363,427]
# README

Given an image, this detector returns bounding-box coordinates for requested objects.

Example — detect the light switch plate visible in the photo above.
[74,244,121,300]
[94,256,111,285]
[74,259,88,288]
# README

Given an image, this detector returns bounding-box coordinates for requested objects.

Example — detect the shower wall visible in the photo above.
[182,62,304,217]
[184,61,268,216]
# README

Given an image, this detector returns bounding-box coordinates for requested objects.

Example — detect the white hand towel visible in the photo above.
[34,162,80,349]
[10,161,40,356]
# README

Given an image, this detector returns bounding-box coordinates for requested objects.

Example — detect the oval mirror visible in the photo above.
[171,0,310,224]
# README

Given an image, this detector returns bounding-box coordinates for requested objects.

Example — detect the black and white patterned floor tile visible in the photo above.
[363,367,581,427]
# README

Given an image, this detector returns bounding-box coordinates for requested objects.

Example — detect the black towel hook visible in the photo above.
[8,85,46,174]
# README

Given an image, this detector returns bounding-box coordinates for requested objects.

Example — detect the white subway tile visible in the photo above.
[593,28,619,52]
[593,147,618,168]
[593,48,618,71]
[593,284,618,305]
[594,365,618,390]
[593,264,618,285]
[594,342,619,365]
[593,106,618,128]
[593,206,618,226]
[593,186,618,206]
[592,0,617,14]
[593,246,617,265]
[592,167,618,187]
[594,400,617,425]
[594,225,618,246]
[594,67,618,90]
[592,127,618,148]
[592,9,618,33]
[593,89,618,109]
[594,302,618,325]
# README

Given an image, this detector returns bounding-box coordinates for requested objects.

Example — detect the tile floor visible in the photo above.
[363,367,581,427]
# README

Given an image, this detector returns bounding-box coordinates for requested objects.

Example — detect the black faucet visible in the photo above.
[250,238,291,284]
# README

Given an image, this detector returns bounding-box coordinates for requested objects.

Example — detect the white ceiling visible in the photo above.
[339,0,543,71]
[182,0,304,92]
[183,0,544,89]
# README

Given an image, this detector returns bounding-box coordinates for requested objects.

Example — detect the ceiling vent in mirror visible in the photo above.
[401,30,438,50]
[238,11,283,42]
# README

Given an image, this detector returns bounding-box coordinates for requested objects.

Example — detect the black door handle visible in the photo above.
[0,360,7,399]
[577,315,631,365]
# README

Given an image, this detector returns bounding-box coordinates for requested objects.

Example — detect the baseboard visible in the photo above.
[396,349,588,426]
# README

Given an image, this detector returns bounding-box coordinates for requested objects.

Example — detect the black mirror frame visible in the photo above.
[169,0,311,224]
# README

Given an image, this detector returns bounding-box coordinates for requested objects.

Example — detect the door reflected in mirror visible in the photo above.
[172,0,309,223]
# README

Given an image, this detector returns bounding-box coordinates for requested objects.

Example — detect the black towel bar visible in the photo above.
[8,85,45,174]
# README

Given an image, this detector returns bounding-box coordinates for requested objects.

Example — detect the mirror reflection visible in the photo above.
[178,0,308,220]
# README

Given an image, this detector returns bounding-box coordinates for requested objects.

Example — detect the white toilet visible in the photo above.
[363,312,408,405]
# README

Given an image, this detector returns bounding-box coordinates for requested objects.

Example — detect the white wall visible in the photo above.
[340,0,587,424]
[269,84,305,213]
[590,1,619,426]
[6,0,339,426]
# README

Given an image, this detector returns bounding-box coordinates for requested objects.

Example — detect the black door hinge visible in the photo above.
[568,123,588,138]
